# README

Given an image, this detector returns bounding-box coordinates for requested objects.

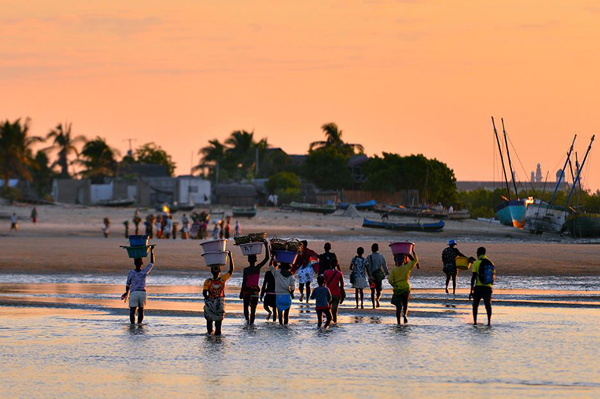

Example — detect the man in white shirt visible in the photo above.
[10,213,18,233]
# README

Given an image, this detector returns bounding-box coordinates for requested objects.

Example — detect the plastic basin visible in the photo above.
[200,239,227,253]
[239,242,263,256]
[202,251,228,266]
[125,246,150,259]
[129,235,149,247]
[389,242,414,255]
[273,250,298,264]
[455,256,471,270]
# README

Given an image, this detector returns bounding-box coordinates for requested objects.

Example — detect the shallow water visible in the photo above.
[1,275,600,398]
[0,301,598,398]
[0,272,599,292]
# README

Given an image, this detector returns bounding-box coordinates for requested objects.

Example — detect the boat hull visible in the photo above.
[495,202,513,226]
[362,218,444,232]
[563,214,600,237]
[508,201,526,228]
[524,202,571,233]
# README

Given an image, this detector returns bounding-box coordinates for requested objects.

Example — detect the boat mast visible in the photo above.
[548,135,576,206]
[501,118,519,198]
[491,117,512,200]
[566,135,595,207]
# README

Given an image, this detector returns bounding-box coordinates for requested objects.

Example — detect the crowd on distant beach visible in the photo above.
[103,209,242,241]
[122,238,495,335]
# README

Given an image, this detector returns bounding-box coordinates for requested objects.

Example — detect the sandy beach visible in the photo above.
[1,203,599,398]
[0,203,599,276]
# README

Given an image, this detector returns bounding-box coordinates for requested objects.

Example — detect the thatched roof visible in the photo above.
[215,183,257,197]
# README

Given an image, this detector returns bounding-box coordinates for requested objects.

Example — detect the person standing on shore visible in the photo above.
[102,217,110,238]
[441,239,467,296]
[365,243,389,309]
[260,260,278,321]
[121,246,155,324]
[270,259,295,326]
[10,213,18,233]
[31,207,37,223]
[389,249,419,324]
[224,217,231,239]
[310,275,333,329]
[318,242,339,276]
[469,247,495,326]
[324,263,344,324]
[350,247,369,309]
[203,251,235,336]
[235,220,241,237]
[240,242,270,326]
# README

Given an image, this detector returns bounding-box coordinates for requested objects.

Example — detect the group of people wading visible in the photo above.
[122,239,495,336]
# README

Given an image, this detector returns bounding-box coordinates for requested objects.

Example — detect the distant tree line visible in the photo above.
[1,117,462,205]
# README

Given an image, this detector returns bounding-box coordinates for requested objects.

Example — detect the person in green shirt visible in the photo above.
[469,247,493,326]
[388,249,419,325]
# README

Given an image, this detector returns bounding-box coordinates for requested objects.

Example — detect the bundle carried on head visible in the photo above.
[234,232,267,245]
[269,237,304,254]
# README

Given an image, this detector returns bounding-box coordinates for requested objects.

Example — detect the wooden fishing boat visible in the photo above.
[98,198,135,207]
[524,200,572,234]
[288,202,337,215]
[338,200,376,211]
[563,213,600,238]
[232,206,257,218]
[362,218,444,232]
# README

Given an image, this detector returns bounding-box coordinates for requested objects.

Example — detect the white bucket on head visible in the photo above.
[239,242,263,256]
[202,251,228,266]
[200,239,227,253]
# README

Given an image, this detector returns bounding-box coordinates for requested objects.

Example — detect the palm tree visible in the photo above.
[195,139,226,179]
[225,130,256,166]
[0,118,43,187]
[309,122,364,155]
[79,137,120,182]
[45,122,85,178]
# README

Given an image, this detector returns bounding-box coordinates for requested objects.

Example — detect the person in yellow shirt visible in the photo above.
[469,247,494,326]
[388,249,419,325]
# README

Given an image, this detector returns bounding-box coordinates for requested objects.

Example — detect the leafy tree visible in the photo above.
[134,142,176,176]
[304,147,353,190]
[196,139,229,181]
[0,118,43,187]
[309,122,364,156]
[363,153,458,204]
[79,137,119,183]
[266,171,300,192]
[45,123,85,178]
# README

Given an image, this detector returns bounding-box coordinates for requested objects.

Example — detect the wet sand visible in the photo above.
[0,204,599,276]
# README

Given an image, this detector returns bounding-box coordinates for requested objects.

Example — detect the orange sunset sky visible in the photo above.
[1,0,599,190]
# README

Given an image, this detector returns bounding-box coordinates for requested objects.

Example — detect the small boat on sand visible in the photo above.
[285,202,337,215]
[362,218,444,232]
[232,206,257,218]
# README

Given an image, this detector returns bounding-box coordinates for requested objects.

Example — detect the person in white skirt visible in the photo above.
[350,247,369,309]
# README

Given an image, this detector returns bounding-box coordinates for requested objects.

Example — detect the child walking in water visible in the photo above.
[203,251,235,336]
[350,247,369,309]
[310,275,333,329]
[388,248,419,325]
[270,259,295,326]
[260,263,278,321]
[240,242,270,325]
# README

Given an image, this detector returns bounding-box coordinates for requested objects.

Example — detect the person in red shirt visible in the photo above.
[324,261,344,324]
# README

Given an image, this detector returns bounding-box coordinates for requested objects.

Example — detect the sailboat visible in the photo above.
[525,135,577,234]
[492,117,530,228]
[561,136,598,237]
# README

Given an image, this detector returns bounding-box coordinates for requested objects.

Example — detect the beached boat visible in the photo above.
[98,198,135,207]
[338,200,376,211]
[494,201,514,226]
[524,200,572,234]
[287,202,337,215]
[362,218,444,232]
[563,213,600,238]
[232,206,257,218]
